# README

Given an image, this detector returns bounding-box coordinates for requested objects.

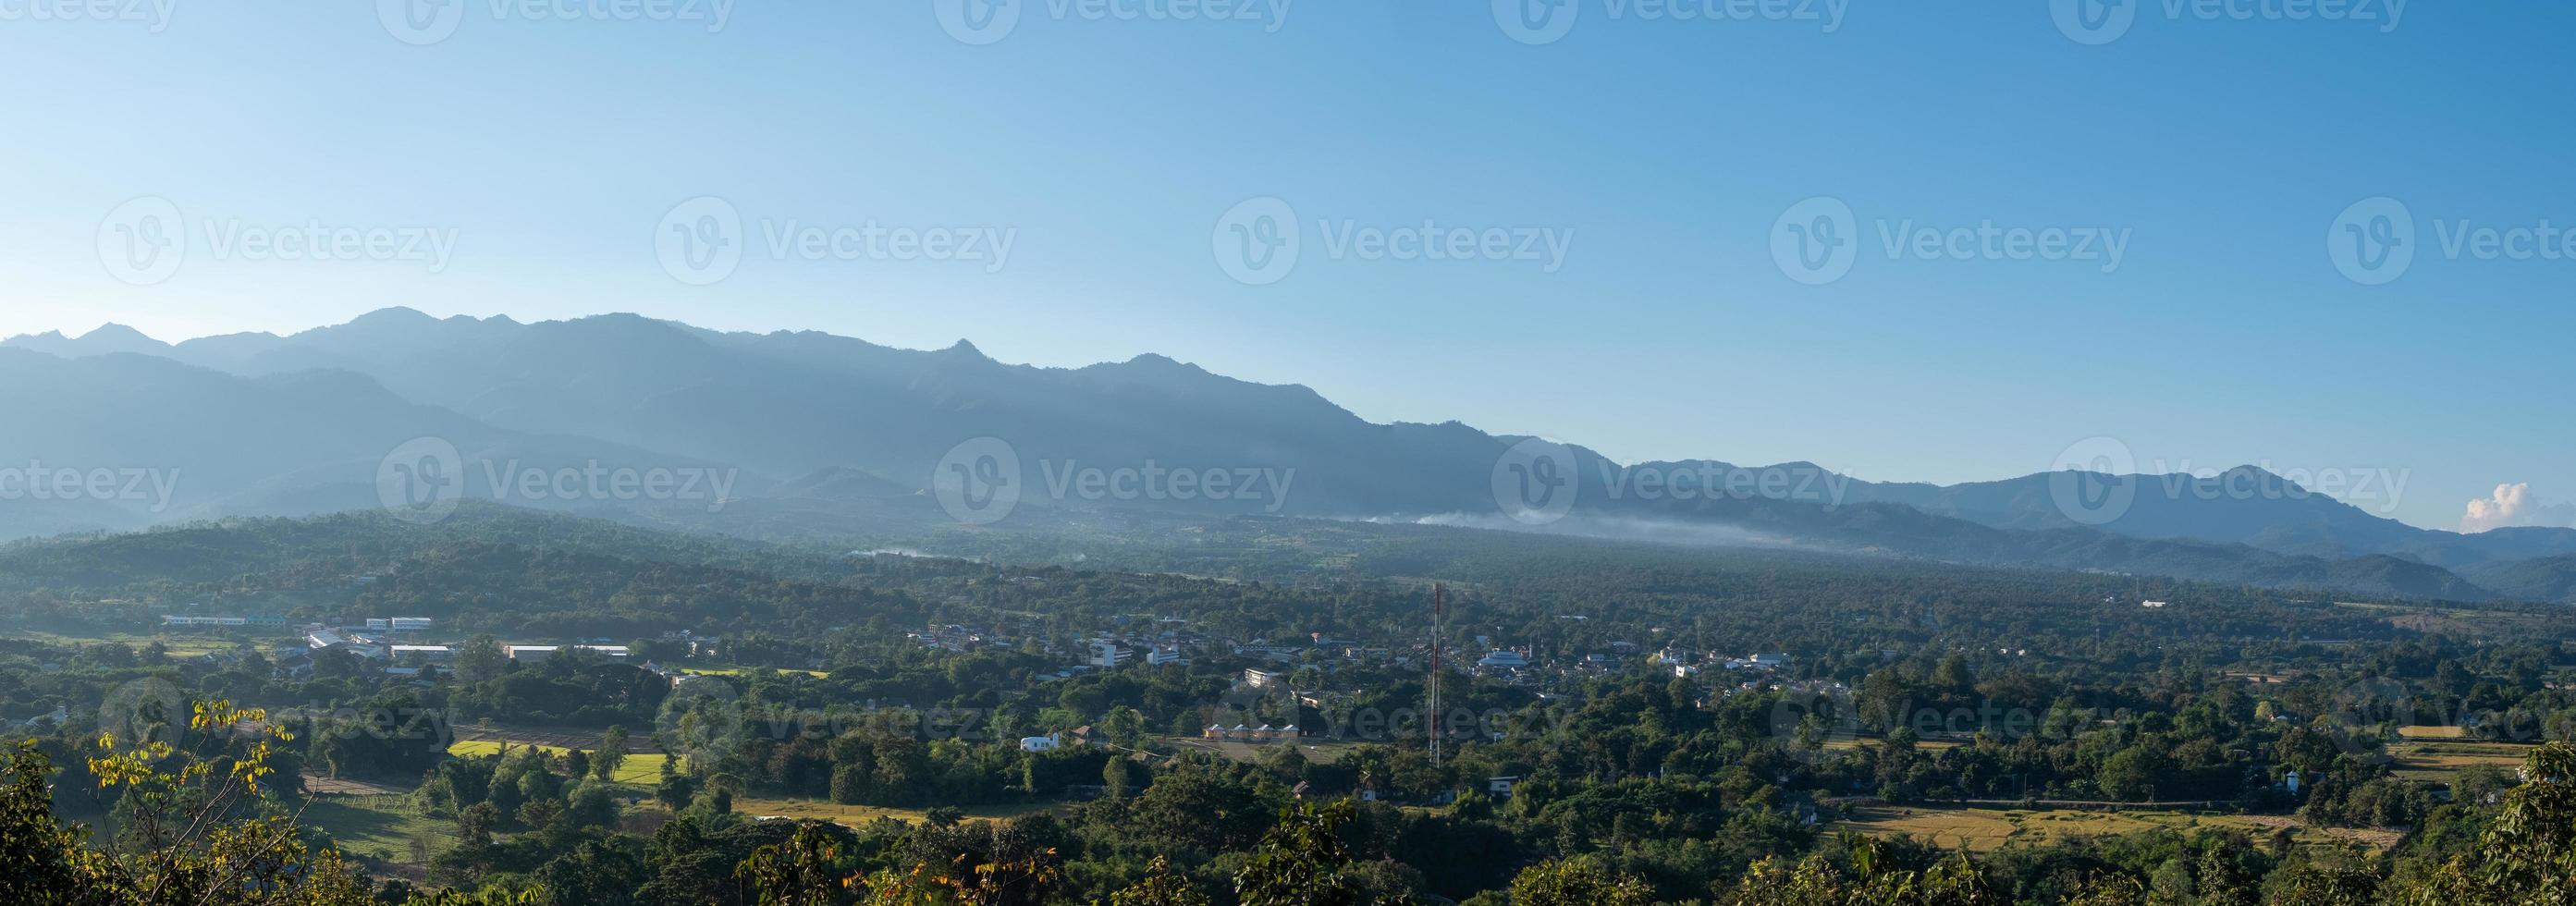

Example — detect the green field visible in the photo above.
[447,739,670,784]
[4,631,260,658]
[299,794,455,867]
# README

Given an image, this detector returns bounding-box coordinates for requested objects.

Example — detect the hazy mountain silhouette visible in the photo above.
[7,309,2570,603]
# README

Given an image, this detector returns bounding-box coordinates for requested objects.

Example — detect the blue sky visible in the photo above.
[1,0,2567,531]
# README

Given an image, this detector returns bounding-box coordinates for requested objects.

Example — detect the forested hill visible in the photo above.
[6,507,2566,667]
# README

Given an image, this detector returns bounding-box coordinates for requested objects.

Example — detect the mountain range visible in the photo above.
[8,309,2575,603]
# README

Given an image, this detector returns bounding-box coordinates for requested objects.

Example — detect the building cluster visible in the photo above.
[1201,722,1303,743]
[268,618,639,680]
[1662,648,1795,679]
[1086,639,1187,668]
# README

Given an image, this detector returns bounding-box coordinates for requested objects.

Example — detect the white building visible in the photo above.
[509,644,630,663]
[1088,642,1127,668]
[1474,650,1528,672]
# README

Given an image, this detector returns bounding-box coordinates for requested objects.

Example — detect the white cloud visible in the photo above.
[2460,483,2576,533]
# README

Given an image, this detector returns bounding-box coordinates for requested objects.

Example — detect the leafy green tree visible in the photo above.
[1725,836,2000,906]
[1235,800,1367,906]
[1110,857,1211,906]
[1505,858,1654,906]
[1103,757,1134,801]
[2401,741,2576,906]
[595,725,630,781]
[737,821,858,906]
[0,703,391,905]
[457,635,511,685]
[1102,706,1148,750]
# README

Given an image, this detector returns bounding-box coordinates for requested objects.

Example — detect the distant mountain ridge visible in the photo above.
[8,310,2573,604]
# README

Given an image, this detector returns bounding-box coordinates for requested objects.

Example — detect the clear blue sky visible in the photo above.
[2,1,2567,531]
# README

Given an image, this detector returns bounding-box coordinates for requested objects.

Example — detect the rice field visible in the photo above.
[446,738,670,784]
[1830,805,2391,852]
[2387,739,2536,782]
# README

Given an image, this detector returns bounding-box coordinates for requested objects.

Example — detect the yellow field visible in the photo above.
[6,631,249,658]
[1822,738,1966,752]
[726,797,1060,826]
[2397,726,2468,740]
[446,739,669,784]
[2388,739,2536,782]
[1833,805,2396,852]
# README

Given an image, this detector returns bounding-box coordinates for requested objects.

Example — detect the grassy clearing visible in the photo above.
[300,794,453,867]
[5,630,259,658]
[2398,726,2468,740]
[1166,737,1353,765]
[446,739,670,784]
[1833,805,2323,853]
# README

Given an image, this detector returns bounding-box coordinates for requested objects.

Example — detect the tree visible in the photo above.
[533,839,648,906]
[595,725,631,781]
[1110,857,1211,906]
[736,821,858,906]
[657,773,698,812]
[517,797,565,831]
[1103,757,1134,801]
[1234,800,1365,906]
[1726,836,2001,906]
[458,635,511,685]
[1102,706,1148,750]
[0,741,112,904]
[1506,859,1654,906]
[2400,741,2576,906]
[0,702,391,905]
